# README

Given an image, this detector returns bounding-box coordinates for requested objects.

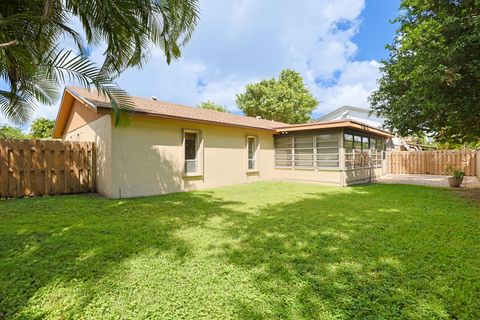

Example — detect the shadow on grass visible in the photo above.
[0,191,242,319]
[218,184,480,319]
[0,183,479,319]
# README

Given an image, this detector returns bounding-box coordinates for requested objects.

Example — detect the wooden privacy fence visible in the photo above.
[0,139,96,198]
[386,150,477,176]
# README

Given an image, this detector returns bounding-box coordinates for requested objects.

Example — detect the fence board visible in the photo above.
[386,150,477,176]
[0,139,95,199]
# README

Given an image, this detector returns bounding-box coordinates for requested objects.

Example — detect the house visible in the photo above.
[316,105,385,129]
[316,105,424,150]
[52,87,391,198]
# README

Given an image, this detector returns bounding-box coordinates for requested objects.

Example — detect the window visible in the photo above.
[343,133,385,169]
[184,131,198,174]
[344,133,385,152]
[274,134,339,169]
[362,136,369,150]
[344,134,354,153]
[247,137,257,170]
[354,135,362,150]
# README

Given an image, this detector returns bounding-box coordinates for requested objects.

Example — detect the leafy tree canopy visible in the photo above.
[30,117,55,139]
[370,0,480,144]
[0,0,199,125]
[435,140,480,150]
[236,69,318,124]
[0,125,29,139]
[198,101,229,113]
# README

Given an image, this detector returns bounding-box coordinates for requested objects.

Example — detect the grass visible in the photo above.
[0,182,479,319]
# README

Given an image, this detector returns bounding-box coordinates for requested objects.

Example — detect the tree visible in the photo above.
[0,0,199,125]
[30,118,55,139]
[198,101,229,113]
[236,69,318,124]
[0,125,29,139]
[435,140,480,151]
[370,0,480,143]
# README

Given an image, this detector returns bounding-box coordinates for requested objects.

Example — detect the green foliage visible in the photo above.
[445,164,465,179]
[30,118,55,139]
[436,140,480,150]
[236,69,318,124]
[370,0,480,144]
[1,182,479,318]
[198,101,229,112]
[0,0,199,125]
[0,124,29,139]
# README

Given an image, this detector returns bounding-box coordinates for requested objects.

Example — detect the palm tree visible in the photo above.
[0,0,199,124]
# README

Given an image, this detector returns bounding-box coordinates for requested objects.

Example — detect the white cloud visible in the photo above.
[338,60,380,87]
[5,0,383,129]
[312,60,381,117]
[118,0,378,116]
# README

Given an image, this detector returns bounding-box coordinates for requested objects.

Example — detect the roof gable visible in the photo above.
[316,106,372,122]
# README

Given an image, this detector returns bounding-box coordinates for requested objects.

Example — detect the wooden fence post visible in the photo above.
[475,150,480,179]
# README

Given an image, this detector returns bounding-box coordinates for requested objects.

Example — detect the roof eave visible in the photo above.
[275,120,392,138]
[96,107,279,132]
[65,87,98,109]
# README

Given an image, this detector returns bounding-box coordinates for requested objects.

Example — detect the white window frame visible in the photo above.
[182,129,203,177]
[246,135,258,172]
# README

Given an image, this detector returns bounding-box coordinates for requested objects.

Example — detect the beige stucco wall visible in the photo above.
[273,168,343,185]
[64,99,101,134]
[273,167,384,186]
[63,115,112,197]
[345,167,383,185]
[109,116,275,198]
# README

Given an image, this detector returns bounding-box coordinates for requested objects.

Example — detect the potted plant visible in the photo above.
[445,164,465,188]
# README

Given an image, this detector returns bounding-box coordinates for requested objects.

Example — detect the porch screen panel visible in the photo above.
[316,134,339,167]
[275,136,293,167]
[344,133,386,169]
[294,136,314,167]
[344,134,354,153]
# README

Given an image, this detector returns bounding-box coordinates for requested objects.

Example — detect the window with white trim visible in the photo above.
[184,131,199,174]
[247,136,257,170]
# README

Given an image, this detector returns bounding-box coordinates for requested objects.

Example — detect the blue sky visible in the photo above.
[1,0,400,128]
[353,0,399,61]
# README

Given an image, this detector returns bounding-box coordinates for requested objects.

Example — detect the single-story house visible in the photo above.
[52,86,391,198]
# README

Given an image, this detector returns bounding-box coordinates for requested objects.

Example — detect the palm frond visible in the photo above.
[0,0,199,124]
[41,49,135,124]
[0,90,36,124]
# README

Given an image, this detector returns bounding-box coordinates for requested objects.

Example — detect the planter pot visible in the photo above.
[448,176,464,188]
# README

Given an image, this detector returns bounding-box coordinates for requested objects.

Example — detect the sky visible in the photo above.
[2,0,400,130]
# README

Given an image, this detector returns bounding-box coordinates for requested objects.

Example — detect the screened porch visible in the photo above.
[273,129,387,185]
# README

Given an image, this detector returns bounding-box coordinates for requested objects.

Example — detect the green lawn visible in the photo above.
[1,182,479,319]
